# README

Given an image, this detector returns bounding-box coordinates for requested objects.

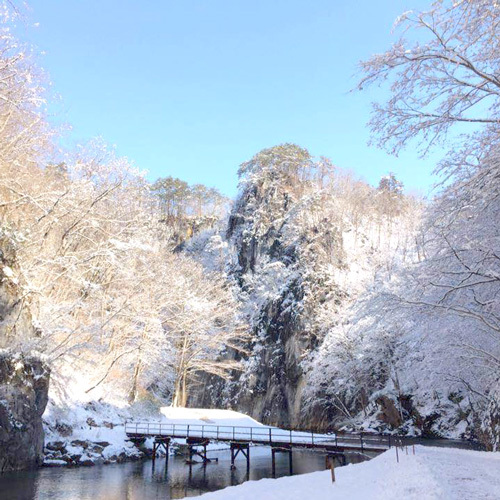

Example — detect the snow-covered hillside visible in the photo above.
[306,149,500,446]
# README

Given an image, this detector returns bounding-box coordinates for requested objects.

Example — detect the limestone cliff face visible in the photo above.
[197,146,346,428]
[0,232,50,471]
[0,352,50,471]
[226,199,299,426]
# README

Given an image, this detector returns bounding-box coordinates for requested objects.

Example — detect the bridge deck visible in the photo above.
[125,422,392,454]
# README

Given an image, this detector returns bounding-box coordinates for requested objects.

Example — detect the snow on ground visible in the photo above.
[198,446,500,500]
[42,363,165,466]
[43,405,276,467]
[43,398,154,466]
[160,407,265,427]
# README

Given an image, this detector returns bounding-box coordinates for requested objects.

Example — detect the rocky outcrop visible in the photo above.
[222,183,310,426]
[194,145,346,428]
[375,396,403,429]
[0,352,50,471]
[0,231,49,472]
[233,281,308,427]
[43,437,147,466]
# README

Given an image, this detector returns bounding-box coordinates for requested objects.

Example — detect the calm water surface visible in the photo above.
[0,448,364,500]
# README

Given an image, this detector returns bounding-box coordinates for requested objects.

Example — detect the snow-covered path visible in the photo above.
[197,446,500,500]
[416,447,500,499]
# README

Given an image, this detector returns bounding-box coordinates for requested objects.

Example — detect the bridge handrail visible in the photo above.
[124,421,393,450]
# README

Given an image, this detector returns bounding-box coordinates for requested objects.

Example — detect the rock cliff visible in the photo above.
[0,232,50,471]
[193,145,346,428]
[0,352,50,471]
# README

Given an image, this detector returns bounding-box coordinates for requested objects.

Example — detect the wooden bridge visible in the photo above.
[125,421,394,473]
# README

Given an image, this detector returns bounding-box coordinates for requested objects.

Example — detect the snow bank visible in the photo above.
[198,446,500,500]
[160,407,265,427]
[43,399,158,466]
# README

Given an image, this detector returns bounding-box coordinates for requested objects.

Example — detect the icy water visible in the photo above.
[0,448,366,500]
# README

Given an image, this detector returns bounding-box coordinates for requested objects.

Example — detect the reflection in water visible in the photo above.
[0,448,367,500]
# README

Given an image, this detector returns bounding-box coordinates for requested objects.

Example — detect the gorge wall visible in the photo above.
[0,352,50,471]
[191,145,351,428]
[0,233,50,471]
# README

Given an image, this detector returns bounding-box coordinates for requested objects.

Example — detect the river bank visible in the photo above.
[42,399,154,467]
[198,446,500,500]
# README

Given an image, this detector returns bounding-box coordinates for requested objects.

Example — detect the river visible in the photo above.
[0,447,369,500]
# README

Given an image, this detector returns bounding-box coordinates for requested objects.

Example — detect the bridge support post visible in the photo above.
[186,438,215,465]
[152,437,171,466]
[271,444,292,477]
[230,442,250,471]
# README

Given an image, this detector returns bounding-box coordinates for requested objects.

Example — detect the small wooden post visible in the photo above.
[328,456,335,483]
[412,445,415,455]
[396,445,399,463]
[271,448,276,477]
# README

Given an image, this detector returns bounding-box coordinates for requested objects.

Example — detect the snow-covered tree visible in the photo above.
[309,0,500,446]
[0,17,245,409]
[358,0,500,159]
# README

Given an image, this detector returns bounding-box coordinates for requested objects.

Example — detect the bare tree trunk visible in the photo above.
[172,377,182,407]
[181,371,188,407]
[172,369,189,407]
[128,357,142,404]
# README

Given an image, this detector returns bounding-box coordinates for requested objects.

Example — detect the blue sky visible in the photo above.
[18,0,438,198]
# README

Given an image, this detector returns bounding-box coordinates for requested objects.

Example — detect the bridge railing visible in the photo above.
[124,422,392,450]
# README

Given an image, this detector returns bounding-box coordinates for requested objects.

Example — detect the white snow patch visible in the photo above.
[198,446,500,500]
[159,407,265,427]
